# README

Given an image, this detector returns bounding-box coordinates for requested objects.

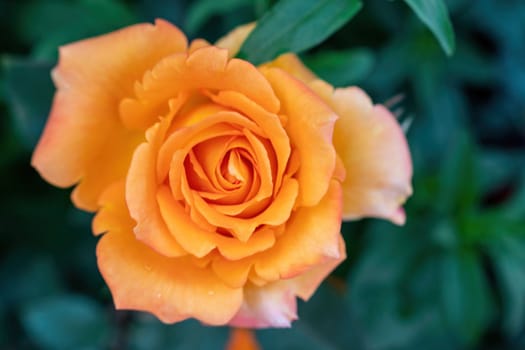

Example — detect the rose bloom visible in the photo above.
[32,20,412,328]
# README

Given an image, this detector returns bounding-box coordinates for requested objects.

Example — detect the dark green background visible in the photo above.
[1,0,525,349]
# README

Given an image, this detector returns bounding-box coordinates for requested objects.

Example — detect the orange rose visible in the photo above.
[32,20,412,328]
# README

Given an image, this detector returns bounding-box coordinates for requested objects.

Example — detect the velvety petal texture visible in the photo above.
[32,19,188,210]
[309,81,413,224]
[33,19,412,329]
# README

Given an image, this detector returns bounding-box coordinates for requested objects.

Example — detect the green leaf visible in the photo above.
[303,48,375,86]
[186,0,252,34]
[440,251,493,344]
[20,294,112,350]
[500,173,525,220]
[492,248,525,336]
[346,221,440,349]
[477,150,525,199]
[238,0,363,65]
[436,132,478,216]
[3,57,54,150]
[483,232,525,336]
[404,0,456,56]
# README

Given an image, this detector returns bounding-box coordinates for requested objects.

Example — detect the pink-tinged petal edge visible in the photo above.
[312,84,412,225]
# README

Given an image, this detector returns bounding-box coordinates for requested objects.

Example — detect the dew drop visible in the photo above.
[207,290,215,296]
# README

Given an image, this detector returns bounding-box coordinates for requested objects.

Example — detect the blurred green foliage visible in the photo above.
[1,0,525,349]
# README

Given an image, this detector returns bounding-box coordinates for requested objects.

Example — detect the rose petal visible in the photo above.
[263,68,338,207]
[312,82,413,224]
[156,185,277,261]
[228,282,298,328]
[97,228,243,325]
[121,46,280,126]
[192,178,299,242]
[158,112,262,192]
[32,20,188,210]
[212,256,253,289]
[208,90,289,191]
[253,180,342,282]
[126,116,187,257]
[92,181,132,236]
[227,236,345,328]
[291,235,346,300]
[262,53,317,84]
[157,185,217,258]
[216,226,277,260]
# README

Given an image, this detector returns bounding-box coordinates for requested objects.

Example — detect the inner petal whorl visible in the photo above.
[222,149,249,185]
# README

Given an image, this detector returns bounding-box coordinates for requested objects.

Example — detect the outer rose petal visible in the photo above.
[32,19,188,210]
[97,230,243,325]
[229,236,346,328]
[291,235,346,300]
[94,177,243,324]
[229,282,298,328]
[312,82,412,224]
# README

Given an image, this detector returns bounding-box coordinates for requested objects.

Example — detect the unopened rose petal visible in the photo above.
[97,229,243,325]
[263,68,337,207]
[207,130,274,214]
[209,91,289,189]
[229,282,298,328]
[254,180,342,282]
[32,20,188,210]
[158,112,262,187]
[313,84,412,224]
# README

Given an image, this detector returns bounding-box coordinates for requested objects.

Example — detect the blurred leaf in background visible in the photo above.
[237,0,363,64]
[1,0,525,349]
